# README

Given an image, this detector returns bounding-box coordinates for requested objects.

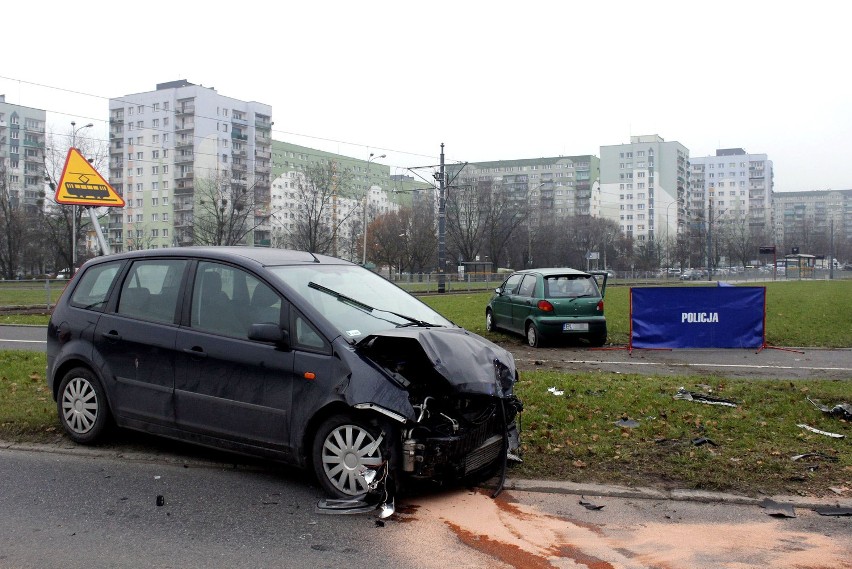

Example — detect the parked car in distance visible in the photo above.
[46,247,522,501]
[486,268,607,347]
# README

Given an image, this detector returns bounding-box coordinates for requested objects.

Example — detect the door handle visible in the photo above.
[101,331,122,341]
[183,347,207,358]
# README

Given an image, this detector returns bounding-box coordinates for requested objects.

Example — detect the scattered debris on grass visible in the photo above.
[614,418,640,428]
[673,387,737,408]
[790,452,838,462]
[797,424,845,439]
[807,396,852,421]
[691,437,718,447]
[760,498,796,518]
[547,387,565,396]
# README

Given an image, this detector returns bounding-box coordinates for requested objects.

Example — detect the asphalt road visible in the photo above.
[1,447,849,569]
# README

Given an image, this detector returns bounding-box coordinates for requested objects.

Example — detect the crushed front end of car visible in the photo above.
[356,327,523,492]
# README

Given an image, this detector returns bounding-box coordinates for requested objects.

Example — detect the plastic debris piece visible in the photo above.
[790,452,838,462]
[807,397,852,420]
[691,437,718,447]
[813,506,852,516]
[797,424,845,439]
[614,419,640,428]
[547,387,565,396]
[760,498,796,518]
[156,495,164,507]
[674,387,737,407]
[316,497,376,515]
[579,497,605,511]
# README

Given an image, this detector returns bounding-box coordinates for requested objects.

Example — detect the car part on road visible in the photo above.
[761,498,797,518]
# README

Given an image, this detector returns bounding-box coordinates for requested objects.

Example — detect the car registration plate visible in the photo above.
[563,323,589,332]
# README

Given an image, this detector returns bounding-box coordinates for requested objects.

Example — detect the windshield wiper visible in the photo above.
[307,282,440,328]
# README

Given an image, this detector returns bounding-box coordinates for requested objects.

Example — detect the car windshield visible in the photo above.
[544,275,599,298]
[267,264,454,341]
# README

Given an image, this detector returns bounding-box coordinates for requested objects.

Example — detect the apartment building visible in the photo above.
[0,95,46,210]
[449,155,601,226]
[599,134,689,245]
[107,80,272,250]
[689,148,773,234]
[772,189,852,255]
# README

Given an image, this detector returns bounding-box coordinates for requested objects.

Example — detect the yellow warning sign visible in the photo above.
[54,148,125,207]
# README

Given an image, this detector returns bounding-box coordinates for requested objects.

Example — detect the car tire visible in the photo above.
[485,309,497,332]
[589,331,607,347]
[312,414,391,499]
[57,367,111,444]
[526,322,542,348]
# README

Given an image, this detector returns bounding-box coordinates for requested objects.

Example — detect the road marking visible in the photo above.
[0,339,46,344]
[518,358,852,373]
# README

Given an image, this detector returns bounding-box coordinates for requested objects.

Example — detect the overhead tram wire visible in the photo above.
[2,74,437,172]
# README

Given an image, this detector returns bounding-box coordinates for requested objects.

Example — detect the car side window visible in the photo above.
[293,311,328,352]
[192,262,251,338]
[502,274,523,295]
[69,262,122,311]
[117,259,187,323]
[517,275,537,297]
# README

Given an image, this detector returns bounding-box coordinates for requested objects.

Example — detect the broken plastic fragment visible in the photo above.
[813,506,852,516]
[579,497,605,510]
[674,387,737,407]
[797,424,845,439]
[790,452,838,462]
[614,419,640,428]
[378,497,395,519]
[547,387,565,396]
[806,397,852,421]
[760,498,796,518]
[691,437,717,447]
[315,497,376,515]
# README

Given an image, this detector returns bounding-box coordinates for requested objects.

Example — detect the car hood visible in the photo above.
[358,327,516,396]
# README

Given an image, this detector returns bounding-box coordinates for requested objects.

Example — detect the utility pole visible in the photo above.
[437,143,447,293]
[829,218,834,280]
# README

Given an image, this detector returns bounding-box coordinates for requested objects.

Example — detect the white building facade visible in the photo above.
[599,134,689,246]
[108,80,272,250]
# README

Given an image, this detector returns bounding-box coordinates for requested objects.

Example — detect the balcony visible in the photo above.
[175,153,194,164]
[255,165,270,175]
[175,121,195,132]
[255,150,271,160]
[231,132,248,141]
[175,139,193,150]
[176,103,195,115]
[109,116,124,124]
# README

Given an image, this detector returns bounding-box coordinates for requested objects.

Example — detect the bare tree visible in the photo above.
[0,165,27,278]
[483,181,529,270]
[445,182,489,265]
[193,171,258,246]
[289,162,356,255]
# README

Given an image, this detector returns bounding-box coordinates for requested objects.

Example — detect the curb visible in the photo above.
[3,440,847,509]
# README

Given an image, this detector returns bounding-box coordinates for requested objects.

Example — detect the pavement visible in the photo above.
[3,439,848,510]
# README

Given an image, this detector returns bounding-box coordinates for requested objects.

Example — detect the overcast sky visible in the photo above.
[3,0,849,193]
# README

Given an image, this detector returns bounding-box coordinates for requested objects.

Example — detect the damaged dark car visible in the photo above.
[46,247,522,512]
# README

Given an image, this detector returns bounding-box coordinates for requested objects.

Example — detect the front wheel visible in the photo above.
[57,367,111,444]
[312,414,390,498]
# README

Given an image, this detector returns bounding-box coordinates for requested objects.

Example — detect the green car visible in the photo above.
[486,268,608,347]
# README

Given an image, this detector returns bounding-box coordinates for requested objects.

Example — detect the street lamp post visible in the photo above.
[362,153,385,266]
[70,121,94,270]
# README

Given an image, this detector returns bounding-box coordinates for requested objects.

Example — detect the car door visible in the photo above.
[510,274,539,331]
[492,274,522,332]
[92,258,188,426]
[173,261,297,449]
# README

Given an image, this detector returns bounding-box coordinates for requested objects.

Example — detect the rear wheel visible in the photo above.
[312,414,390,498]
[589,331,607,347]
[526,322,542,347]
[57,367,110,444]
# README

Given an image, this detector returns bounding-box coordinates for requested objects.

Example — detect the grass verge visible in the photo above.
[2,350,848,496]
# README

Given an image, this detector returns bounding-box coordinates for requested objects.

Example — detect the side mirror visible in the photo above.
[495,287,503,295]
[248,323,291,350]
